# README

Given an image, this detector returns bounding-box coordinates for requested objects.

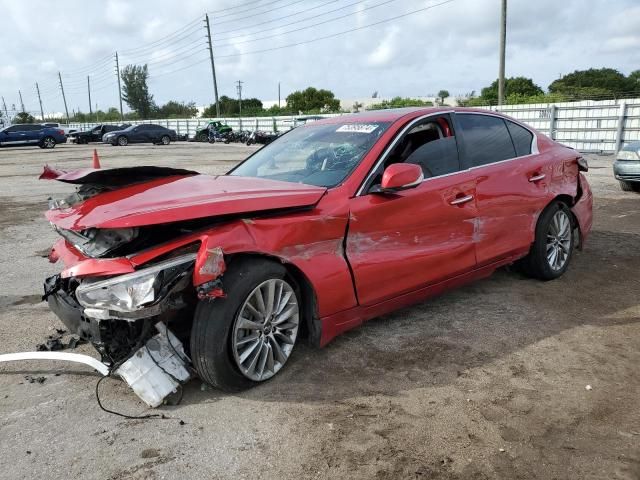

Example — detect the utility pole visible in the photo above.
[236,80,243,115]
[498,0,507,106]
[35,83,45,121]
[58,72,70,123]
[87,76,93,117]
[205,14,220,117]
[278,82,281,108]
[1,96,9,124]
[115,52,124,121]
[18,90,25,113]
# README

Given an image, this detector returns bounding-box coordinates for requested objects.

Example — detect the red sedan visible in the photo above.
[43,107,593,394]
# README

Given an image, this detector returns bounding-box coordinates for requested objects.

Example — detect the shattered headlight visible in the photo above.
[76,254,196,312]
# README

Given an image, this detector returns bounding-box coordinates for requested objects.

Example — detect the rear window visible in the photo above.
[506,120,534,156]
[457,114,516,167]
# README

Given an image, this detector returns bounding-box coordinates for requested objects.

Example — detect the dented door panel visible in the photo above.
[472,153,555,266]
[346,172,478,306]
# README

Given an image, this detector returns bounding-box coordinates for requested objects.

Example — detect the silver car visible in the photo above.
[613,141,640,192]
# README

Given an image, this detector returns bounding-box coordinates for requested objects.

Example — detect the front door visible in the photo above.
[346,114,478,306]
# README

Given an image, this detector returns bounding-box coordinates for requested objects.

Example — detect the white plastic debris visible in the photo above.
[585,384,592,391]
[115,322,191,408]
[0,351,109,376]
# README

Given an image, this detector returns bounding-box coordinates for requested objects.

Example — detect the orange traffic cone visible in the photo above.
[92,149,101,169]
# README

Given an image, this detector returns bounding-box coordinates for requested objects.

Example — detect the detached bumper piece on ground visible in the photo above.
[0,322,191,408]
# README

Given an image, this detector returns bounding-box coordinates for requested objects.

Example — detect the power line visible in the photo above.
[211,0,308,26]
[210,0,289,20]
[148,57,210,79]
[213,0,342,38]
[119,17,203,54]
[214,0,398,48]
[124,38,208,67]
[209,0,270,14]
[216,0,457,58]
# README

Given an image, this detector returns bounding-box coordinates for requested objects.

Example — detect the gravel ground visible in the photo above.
[0,142,638,480]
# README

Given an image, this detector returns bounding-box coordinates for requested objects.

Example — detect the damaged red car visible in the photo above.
[43,108,593,394]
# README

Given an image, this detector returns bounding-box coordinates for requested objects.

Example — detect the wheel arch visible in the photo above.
[540,194,582,249]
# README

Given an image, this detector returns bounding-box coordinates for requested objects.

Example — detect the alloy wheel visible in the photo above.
[161,136,170,145]
[118,136,128,146]
[546,209,571,270]
[43,137,55,148]
[231,278,299,381]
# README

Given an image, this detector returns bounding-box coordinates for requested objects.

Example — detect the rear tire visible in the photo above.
[40,136,56,149]
[620,180,640,192]
[190,258,300,392]
[518,201,574,281]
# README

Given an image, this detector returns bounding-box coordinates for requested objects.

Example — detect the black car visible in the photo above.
[69,124,130,144]
[102,124,177,146]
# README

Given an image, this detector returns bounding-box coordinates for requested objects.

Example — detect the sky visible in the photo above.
[0,0,639,116]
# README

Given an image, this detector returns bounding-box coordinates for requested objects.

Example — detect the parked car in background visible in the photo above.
[43,123,78,136]
[613,141,640,192]
[0,124,67,148]
[43,107,592,394]
[102,124,177,146]
[69,124,130,144]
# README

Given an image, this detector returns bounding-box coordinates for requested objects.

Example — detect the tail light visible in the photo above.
[57,129,65,135]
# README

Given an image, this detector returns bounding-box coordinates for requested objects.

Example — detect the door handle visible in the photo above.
[450,194,474,206]
[528,173,546,182]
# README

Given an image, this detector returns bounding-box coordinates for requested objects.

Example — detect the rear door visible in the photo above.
[455,113,551,265]
[24,125,44,144]
[346,114,479,306]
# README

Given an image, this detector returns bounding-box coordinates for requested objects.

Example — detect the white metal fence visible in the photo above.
[69,98,640,153]
[484,99,640,153]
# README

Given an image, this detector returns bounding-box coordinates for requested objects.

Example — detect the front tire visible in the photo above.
[518,202,575,280]
[191,258,300,391]
[117,135,128,146]
[40,136,56,149]
[160,135,171,145]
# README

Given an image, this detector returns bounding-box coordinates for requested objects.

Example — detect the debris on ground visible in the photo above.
[36,329,86,352]
[24,375,46,384]
[585,385,593,391]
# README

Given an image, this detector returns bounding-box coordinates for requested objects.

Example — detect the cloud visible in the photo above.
[366,27,399,67]
[1,0,639,113]
[0,65,19,80]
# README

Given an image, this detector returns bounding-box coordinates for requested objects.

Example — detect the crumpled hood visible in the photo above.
[46,174,327,230]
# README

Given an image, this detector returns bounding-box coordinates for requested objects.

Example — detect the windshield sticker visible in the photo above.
[336,124,379,134]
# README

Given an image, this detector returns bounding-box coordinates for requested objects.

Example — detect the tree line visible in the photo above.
[7,66,640,124]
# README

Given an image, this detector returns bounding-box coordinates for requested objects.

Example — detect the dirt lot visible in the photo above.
[0,142,638,480]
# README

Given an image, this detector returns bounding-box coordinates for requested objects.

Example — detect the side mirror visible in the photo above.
[374,164,424,193]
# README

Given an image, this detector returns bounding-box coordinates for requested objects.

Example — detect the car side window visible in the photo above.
[506,120,534,156]
[457,114,516,167]
[364,116,461,192]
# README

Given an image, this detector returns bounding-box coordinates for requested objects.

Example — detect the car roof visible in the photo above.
[311,107,510,125]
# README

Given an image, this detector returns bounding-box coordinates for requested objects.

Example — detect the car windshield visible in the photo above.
[230,121,391,187]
